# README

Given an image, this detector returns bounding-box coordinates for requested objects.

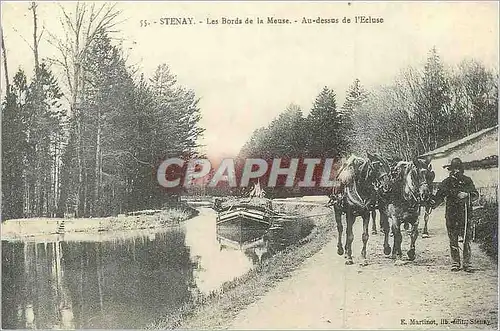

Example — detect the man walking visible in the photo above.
[432,158,479,272]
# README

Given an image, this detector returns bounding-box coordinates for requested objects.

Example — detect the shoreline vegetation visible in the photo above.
[2,198,496,329]
[148,202,334,330]
[1,203,199,241]
[147,199,497,330]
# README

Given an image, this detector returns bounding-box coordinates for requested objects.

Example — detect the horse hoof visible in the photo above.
[361,249,366,259]
[384,246,392,255]
[360,259,368,267]
[345,259,354,265]
[422,233,429,238]
[407,249,416,261]
[372,230,377,235]
[337,247,344,256]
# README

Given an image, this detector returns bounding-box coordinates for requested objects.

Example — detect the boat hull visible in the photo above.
[216,208,271,244]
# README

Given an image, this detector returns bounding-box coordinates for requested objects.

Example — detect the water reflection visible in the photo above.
[2,229,194,329]
[184,208,254,295]
[215,213,315,266]
[2,208,313,329]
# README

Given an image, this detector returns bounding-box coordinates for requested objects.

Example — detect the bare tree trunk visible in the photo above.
[92,107,102,216]
[31,2,44,217]
[1,27,9,89]
[35,156,42,215]
[24,171,29,217]
[52,141,57,217]
[31,2,40,73]
[74,61,84,218]
[77,113,84,217]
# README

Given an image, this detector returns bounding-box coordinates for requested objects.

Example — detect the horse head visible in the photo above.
[367,153,393,196]
[393,158,434,206]
[413,158,435,204]
[338,154,388,209]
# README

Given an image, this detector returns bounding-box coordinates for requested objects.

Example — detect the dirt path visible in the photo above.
[230,206,498,329]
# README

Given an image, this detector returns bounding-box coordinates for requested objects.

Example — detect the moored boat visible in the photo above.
[213,181,274,244]
[213,181,313,252]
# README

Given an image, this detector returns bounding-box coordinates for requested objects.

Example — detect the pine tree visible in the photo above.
[1,71,28,220]
[26,63,66,217]
[306,87,347,158]
[414,47,451,152]
[342,78,369,155]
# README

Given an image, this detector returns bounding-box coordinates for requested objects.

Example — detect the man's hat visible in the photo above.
[449,157,464,171]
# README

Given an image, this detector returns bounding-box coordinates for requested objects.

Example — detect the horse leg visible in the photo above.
[403,220,412,237]
[361,212,370,265]
[380,209,391,255]
[379,210,384,235]
[408,217,419,261]
[422,206,430,238]
[371,210,377,235]
[391,219,402,260]
[345,210,355,265]
[334,206,344,256]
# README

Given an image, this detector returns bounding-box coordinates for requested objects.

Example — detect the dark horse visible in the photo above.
[329,153,391,265]
[421,163,436,238]
[369,156,403,236]
[379,159,434,262]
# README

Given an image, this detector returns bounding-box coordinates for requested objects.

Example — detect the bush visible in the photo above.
[472,201,498,260]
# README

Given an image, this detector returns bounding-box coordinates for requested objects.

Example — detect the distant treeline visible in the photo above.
[233,48,498,197]
[2,3,204,220]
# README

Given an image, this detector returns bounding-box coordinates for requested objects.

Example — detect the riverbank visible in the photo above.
[1,204,199,241]
[148,203,334,330]
[229,206,498,329]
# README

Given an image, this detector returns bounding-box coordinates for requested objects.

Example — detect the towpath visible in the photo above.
[229,206,498,329]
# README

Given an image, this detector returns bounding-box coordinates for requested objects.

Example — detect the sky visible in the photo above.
[1,1,499,159]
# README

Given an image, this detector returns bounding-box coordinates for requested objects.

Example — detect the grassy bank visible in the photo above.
[472,201,498,260]
[1,203,199,240]
[148,203,334,330]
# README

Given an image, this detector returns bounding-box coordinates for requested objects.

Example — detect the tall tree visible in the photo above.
[1,71,28,220]
[49,3,122,217]
[306,86,347,158]
[80,32,135,216]
[342,78,369,155]
[410,47,451,153]
[24,64,66,217]
[456,59,498,133]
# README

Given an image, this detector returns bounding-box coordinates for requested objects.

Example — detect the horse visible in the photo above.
[329,153,391,265]
[385,162,436,238]
[379,158,434,262]
[420,167,436,238]
[369,156,402,236]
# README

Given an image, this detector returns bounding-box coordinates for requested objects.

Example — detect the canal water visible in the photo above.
[1,207,312,329]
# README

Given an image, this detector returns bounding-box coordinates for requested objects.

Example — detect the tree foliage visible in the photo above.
[238,48,497,197]
[1,5,204,220]
[345,48,498,160]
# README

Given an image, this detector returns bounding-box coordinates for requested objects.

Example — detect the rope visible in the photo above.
[268,211,333,219]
